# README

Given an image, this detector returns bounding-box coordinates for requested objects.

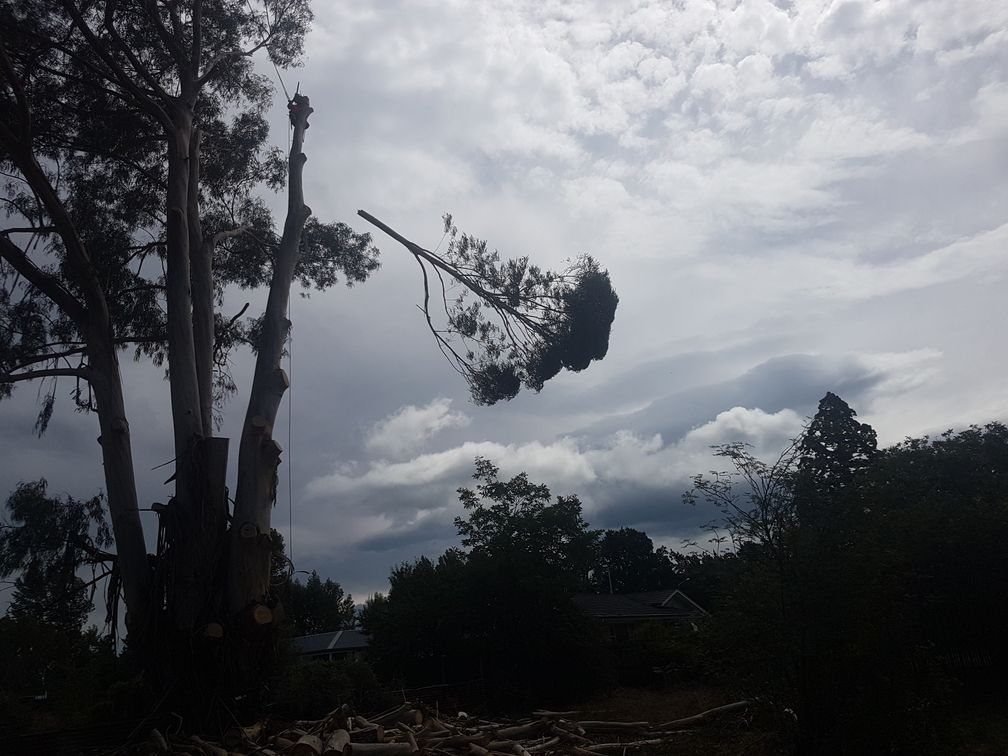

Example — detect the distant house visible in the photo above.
[291,629,370,662]
[573,589,708,643]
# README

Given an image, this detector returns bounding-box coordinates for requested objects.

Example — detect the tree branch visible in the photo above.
[211,224,249,243]
[143,0,189,73]
[0,40,31,140]
[0,227,57,236]
[1,367,89,384]
[59,1,174,131]
[7,347,88,371]
[196,40,269,87]
[0,235,87,326]
[191,0,203,72]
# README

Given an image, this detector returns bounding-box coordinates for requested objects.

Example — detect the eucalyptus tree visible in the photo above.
[0,1,617,697]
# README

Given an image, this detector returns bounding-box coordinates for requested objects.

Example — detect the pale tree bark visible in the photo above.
[189,127,216,437]
[163,85,235,636]
[0,53,152,634]
[228,93,314,619]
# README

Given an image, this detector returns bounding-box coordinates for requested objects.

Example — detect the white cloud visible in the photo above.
[810,222,1008,300]
[365,397,470,457]
[313,407,805,509]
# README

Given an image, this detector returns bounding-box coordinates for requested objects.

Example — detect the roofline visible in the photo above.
[669,589,709,615]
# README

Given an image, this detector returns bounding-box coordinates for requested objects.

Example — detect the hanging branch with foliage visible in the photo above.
[358,211,618,405]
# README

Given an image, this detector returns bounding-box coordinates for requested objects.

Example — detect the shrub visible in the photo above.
[271,660,392,719]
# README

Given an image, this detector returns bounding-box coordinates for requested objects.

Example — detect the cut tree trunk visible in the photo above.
[226,93,314,689]
[163,101,222,638]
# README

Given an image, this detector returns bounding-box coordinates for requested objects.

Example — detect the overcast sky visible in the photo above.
[2,0,1007,603]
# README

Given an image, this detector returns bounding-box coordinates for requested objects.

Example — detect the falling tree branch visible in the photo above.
[0,227,58,236]
[357,210,549,338]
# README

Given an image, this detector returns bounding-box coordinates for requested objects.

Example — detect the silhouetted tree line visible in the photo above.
[682,394,1008,754]
[359,395,1008,751]
[361,458,603,709]
[3,394,1006,750]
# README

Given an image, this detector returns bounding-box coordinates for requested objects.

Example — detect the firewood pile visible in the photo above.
[137,700,750,755]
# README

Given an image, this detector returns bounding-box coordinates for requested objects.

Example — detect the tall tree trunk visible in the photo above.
[0,112,154,640]
[163,101,218,635]
[188,128,216,436]
[88,327,153,643]
[228,94,314,631]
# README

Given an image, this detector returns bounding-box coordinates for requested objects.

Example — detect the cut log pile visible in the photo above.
[135,700,750,755]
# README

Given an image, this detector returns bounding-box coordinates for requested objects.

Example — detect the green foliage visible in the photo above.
[797,391,877,492]
[0,0,379,415]
[455,456,597,589]
[0,617,133,733]
[283,570,357,636]
[424,215,618,405]
[272,659,390,721]
[683,440,799,563]
[365,459,607,708]
[687,396,1008,754]
[0,480,111,635]
[590,527,669,593]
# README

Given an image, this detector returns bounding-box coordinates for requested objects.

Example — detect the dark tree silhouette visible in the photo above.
[796,391,877,510]
[284,570,356,636]
[365,460,605,706]
[455,456,597,586]
[0,480,112,636]
[0,1,618,701]
[591,527,665,593]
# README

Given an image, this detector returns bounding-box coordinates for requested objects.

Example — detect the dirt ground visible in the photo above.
[574,686,791,755]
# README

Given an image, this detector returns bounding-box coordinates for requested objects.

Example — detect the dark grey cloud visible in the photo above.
[583,353,882,442]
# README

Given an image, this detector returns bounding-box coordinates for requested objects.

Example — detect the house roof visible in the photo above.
[573,589,707,619]
[291,629,370,656]
[625,589,709,615]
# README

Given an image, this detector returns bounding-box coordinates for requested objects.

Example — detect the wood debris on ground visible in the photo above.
[136,699,751,755]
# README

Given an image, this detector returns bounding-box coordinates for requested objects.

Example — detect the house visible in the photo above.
[573,589,707,643]
[290,629,370,662]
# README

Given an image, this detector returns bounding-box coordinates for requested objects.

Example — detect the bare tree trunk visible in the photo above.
[164,99,217,635]
[88,330,153,639]
[228,94,314,624]
[0,99,154,638]
[188,128,216,436]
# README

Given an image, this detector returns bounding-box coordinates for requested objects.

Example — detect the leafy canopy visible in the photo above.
[0,1,379,422]
[0,479,112,635]
[455,456,597,585]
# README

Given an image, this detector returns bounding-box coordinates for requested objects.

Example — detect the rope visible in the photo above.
[271,58,292,103]
[269,58,293,152]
